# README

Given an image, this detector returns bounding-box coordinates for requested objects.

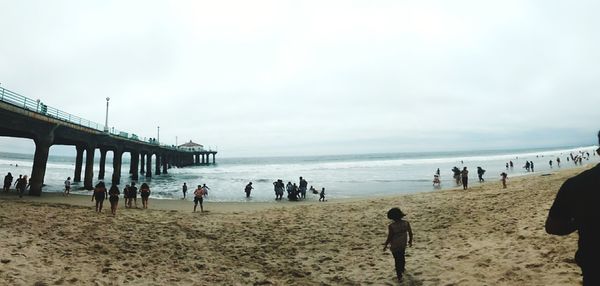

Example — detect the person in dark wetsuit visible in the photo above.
[3,172,13,192]
[108,184,120,215]
[383,207,413,282]
[319,187,326,202]
[546,131,600,285]
[123,184,130,208]
[140,183,151,209]
[244,182,253,198]
[129,182,138,208]
[182,182,188,199]
[92,181,107,213]
[17,175,28,198]
[476,167,486,182]
[461,167,469,190]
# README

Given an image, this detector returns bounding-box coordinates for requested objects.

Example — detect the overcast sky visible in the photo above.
[1,1,599,157]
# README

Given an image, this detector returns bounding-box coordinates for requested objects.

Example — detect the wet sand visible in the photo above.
[0,165,590,285]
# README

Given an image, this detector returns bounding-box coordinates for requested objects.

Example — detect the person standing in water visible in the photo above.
[319,187,326,202]
[182,182,188,199]
[64,177,71,196]
[383,207,413,282]
[244,182,253,198]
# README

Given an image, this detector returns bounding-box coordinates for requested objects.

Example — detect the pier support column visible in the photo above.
[202,154,205,164]
[212,153,216,164]
[111,148,123,185]
[74,145,84,182]
[29,138,52,196]
[146,153,152,178]
[98,148,107,180]
[161,154,168,174]
[155,154,162,175]
[84,144,96,190]
[131,152,139,181]
[140,153,145,174]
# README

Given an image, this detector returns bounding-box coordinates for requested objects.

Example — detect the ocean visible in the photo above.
[0,146,598,202]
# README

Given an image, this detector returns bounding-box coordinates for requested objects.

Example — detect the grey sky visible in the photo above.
[1,1,599,157]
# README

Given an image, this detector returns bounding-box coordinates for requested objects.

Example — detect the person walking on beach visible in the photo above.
[500,172,508,189]
[545,131,600,285]
[16,175,27,198]
[319,187,326,202]
[3,172,13,192]
[244,182,253,198]
[108,184,120,216]
[140,183,151,209]
[91,181,107,213]
[64,177,71,196]
[123,184,131,208]
[452,167,461,186]
[182,182,188,199]
[461,167,469,190]
[129,182,138,208]
[14,174,22,196]
[549,160,553,168]
[383,207,413,282]
[557,157,561,167]
[476,167,486,182]
[193,184,207,212]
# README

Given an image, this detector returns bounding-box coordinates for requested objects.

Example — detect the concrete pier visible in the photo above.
[0,86,218,195]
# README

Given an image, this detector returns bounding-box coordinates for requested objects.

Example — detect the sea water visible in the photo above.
[0,146,598,202]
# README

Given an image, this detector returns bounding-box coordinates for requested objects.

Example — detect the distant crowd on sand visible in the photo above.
[431,149,597,191]
[393,135,600,284]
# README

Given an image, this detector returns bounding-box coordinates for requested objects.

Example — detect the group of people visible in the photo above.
[271,177,326,201]
[90,181,152,215]
[3,172,29,198]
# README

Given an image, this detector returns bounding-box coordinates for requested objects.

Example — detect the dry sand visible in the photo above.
[0,165,590,285]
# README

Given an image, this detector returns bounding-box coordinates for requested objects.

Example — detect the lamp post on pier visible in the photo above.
[157,126,160,144]
[104,97,110,132]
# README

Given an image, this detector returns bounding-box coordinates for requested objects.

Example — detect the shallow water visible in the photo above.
[0,146,597,202]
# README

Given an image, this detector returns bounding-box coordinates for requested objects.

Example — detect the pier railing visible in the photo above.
[0,86,184,150]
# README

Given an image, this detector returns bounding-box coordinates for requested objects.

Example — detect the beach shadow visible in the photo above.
[400,273,422,286]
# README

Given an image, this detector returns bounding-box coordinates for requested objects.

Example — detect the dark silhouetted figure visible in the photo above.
[477,167,486,182]
[546,131,600,285]
[383,208,413,282]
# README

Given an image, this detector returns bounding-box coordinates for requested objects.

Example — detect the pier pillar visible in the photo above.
[202,154,205,164]
[140,153,145,174]
[131,152,139,181]
[155,154,161,175]
[146,153,152,178]
[98,148,107,180]
[194,154,199,165]
[212,153,216,164]
[162,154,168,174]
[84,144,96,190]
[111,148,123,185]
[29,138,52,196]
[74,145,84,182]
[129,153,135,174]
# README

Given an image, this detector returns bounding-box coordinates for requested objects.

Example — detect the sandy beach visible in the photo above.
[0,166,590,286]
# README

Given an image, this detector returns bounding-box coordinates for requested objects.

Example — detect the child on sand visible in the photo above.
[319,187,326,202]
[383,207,413,281]
[500,172,508,189]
